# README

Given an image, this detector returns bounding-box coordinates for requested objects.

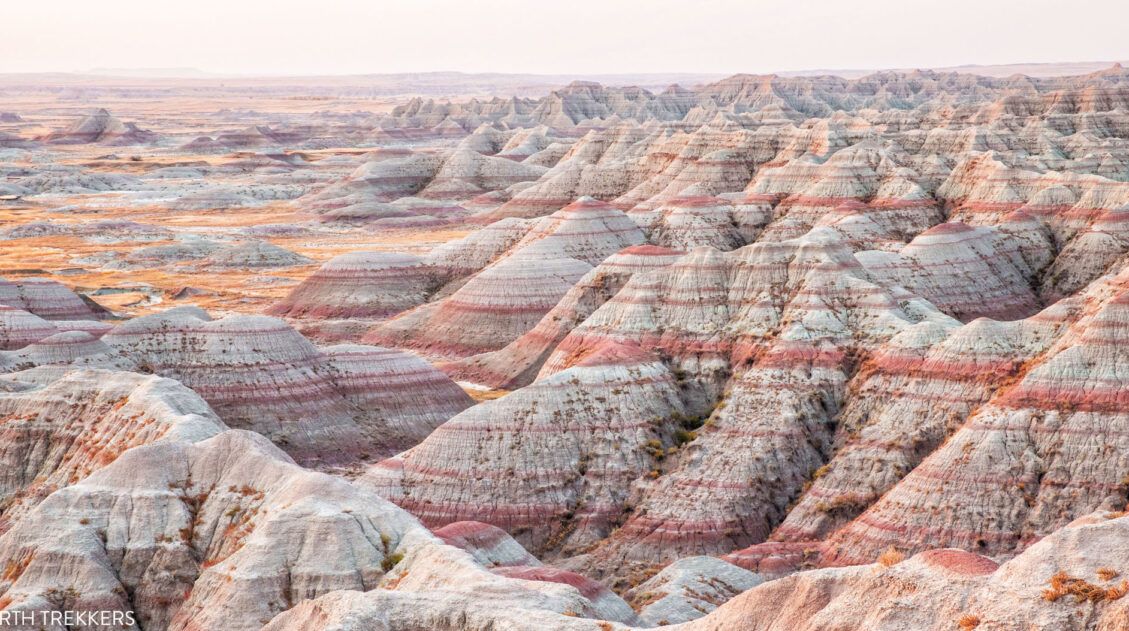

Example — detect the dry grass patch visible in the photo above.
[1042,570,1129,603]
[876,545,905,567]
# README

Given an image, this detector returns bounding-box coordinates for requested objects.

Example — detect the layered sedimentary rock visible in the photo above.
[203,241,312,270]
[682,513,1129,631]
[268,252,439,320]
[0,331,133,373]
[0,306,58,351]
[100,309,470,464]
[420,147,548,199]
[637,192,746,251]
[509,197,646,265]
[433,521,542,568]
[9,64,1129,631]
[626,556,762,626]
[364,198,645,357]
[321,344,473,452]
[445,244,683,388]
[364,341,686,554]
[365,254,593,358]
[823,268,1129,565]
[0,384,633,631]
[38,108,155,145]
[0,278,105,321]
[423,217,534,285]
[0,369,224,531]
[857,221,1046,321]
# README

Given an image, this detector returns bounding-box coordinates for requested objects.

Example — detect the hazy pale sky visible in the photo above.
[4,0,1127,76]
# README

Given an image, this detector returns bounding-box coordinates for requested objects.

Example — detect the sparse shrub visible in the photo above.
[381,551,405,572]
[673,429,697,446]
[876,546,904,567]
[957,614,980,629]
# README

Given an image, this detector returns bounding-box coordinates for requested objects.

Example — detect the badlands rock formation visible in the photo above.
[5,64,1129,630]
[96,308,471,465]
[445,244,684,388]
[365,341,686,553]
[364,198,644,357]
[38,108,155,145]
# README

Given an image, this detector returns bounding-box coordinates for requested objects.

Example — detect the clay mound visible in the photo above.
[749,144,884,241]
[14,170,144,195]
[824,276,1129,566]
[0,278,105,321]
[419,147,547,199]
[423,217,534,280]
[508,196,646,265]
[39,108,155,145]
[0,331,133,373]
[123,238,223,267]
[321,344,473,452]
[268,252,438,320]
[101,309,466,464]
[858,222,1044,321]
[815,177,946,248]
[770,316,1056,546]
[203,240,313,270]
[681,514,1129,631]
[484,164,604,220]
[490,566,637,623]
[170,188,260,211]
[0,430,413,631]
[365,254,593,358]
[0,421,638,631]
[0,305,58,350]
[642,193,745,250]
[626,556,763,625]
[0,369,225,530]
[363,341,685,554]
[445,244,683,389]
[309,152,446,208]
[433,521,541,568]
[519,232,964,577]
[1043,203,1129,299]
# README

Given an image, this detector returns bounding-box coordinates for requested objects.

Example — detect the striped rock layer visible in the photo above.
[363,201,644,359]
[0,278,105,321]
[682,514,1129,631]
[0,427,627,631]
[363,342,687,555]
[444,244,684,389]
[99,309,471,465]
[267,252,440,320]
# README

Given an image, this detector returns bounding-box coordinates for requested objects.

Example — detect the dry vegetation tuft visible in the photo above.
[876,545,905,567]
[1042,570,1129,603]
